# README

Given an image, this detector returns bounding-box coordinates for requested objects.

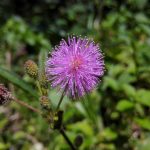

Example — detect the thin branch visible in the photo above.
[36,81,43,96]
[13,98,41,114]
[56,89,66,110]
[59,127,76,150]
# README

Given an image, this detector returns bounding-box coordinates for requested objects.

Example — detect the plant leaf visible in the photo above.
[116,99,134,112]
[135,89,150,107]
[0,67,38,98]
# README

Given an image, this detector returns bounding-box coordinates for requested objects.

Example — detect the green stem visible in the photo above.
[59,127,76,150]
[36,80,42,95]
[56,89,66,110]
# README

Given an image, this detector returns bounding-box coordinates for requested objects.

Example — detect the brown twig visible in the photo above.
[13,98,41,114]
[12,93,76,149]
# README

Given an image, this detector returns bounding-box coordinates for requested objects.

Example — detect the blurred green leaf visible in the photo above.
[135,89,150,107]
[116,99,134,112]
[135,136,150,150]
[0,118,8,129]
[100,128,118,141]
[140,24,150,35]
[103,76,119,91]
[0,143,10,150]
[121,84,136,97]
[135,13,149,24]
[13,131,26,140]
[98,143,116,150]
[131,0,148,9]
[134,118,150,130]
[38,49,48,73]
[111,112,120,119]
[68,120,93,136]
[75,102,87,117]
[102,13,118,28]
[0,67,38,98]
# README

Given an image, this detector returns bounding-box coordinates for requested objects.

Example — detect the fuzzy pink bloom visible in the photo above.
[46,37,104,99]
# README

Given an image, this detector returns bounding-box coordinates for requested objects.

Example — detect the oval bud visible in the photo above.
[40,96,50,109]
[74,134,83,147]
[24,60,38,78]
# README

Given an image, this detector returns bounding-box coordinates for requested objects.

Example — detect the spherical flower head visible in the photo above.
[46,37,104,99]
[0,84,13,105]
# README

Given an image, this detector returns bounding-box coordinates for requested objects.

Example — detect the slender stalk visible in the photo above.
[36,81,43,96]
[11,85,75,149]
[13,98,41,114]
[59,127,76,150]
[56,89,66,110]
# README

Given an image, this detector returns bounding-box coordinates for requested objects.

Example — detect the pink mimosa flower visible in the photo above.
[46,37,104,99]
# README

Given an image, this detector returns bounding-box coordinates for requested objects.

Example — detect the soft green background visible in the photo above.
[0,0,150,149]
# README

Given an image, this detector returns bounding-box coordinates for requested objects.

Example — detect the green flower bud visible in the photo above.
[24,60,38,78]
[40,96,50,109]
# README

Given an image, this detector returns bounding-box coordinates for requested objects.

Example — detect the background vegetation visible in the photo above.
[0,0,150,149]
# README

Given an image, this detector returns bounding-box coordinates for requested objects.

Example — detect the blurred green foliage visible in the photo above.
[0,0,150,149]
